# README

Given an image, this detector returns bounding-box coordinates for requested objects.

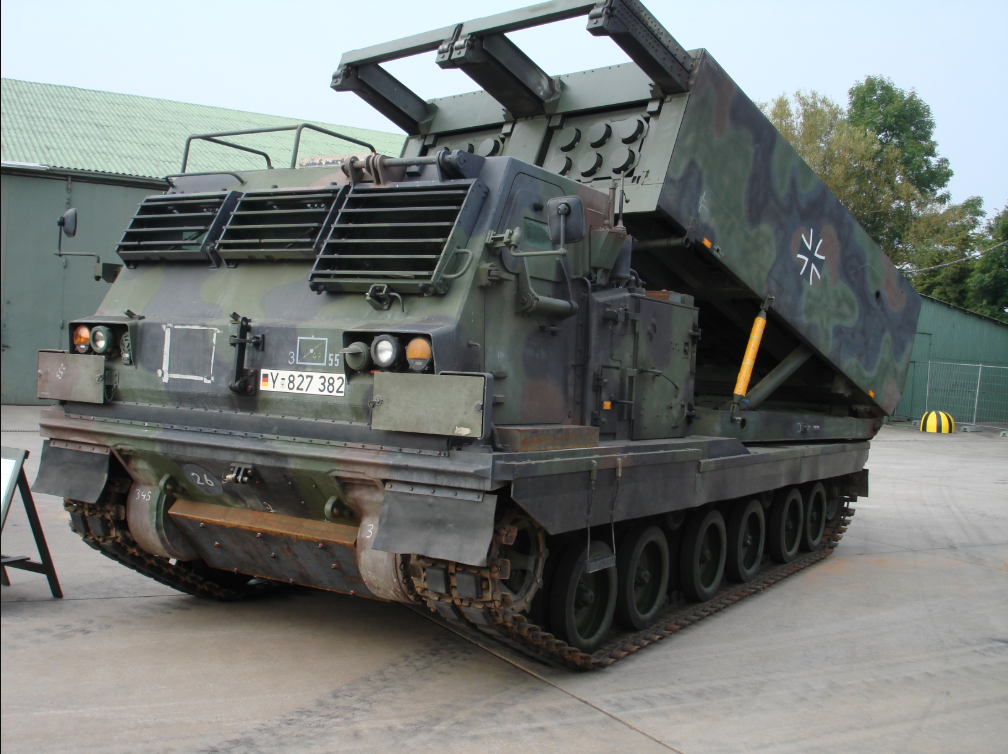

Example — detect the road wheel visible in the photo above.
[825,482,841,521]
[801,482,827,551]
[549,540,617,652]
[679,509,726,602]
[768,487,803,563]
[725,499,765,583]
[615,526,670,629]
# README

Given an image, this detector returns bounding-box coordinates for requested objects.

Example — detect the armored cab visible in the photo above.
[34,0,918,667]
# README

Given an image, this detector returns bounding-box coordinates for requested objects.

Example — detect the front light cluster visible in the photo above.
[344,335,433,373]
[72,324,119,356]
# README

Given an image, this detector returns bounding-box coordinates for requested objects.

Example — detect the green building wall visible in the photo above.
[1,168,162,403]
[912,296,1008,366]
[2,78,404,406]
[894,296,1008,425]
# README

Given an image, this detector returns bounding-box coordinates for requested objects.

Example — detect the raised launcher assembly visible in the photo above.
[34,0,919,668]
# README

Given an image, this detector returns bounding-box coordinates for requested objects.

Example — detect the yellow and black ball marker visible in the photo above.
[920,411,955,433]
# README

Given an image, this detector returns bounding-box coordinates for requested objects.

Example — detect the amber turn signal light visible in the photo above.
[73,325,91,354]
[406,337,432,372]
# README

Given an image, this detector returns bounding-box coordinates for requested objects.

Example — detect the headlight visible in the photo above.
[370,335,401,369]
[406,337,432,372]
[90,326,113,354]
[73,325,91,354]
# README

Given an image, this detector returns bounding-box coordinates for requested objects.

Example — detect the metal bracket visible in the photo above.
[487,226,571,259]
[475,262,517,288]
[438,31,561,117]
[331,64,435,135]
[365,284,405,313]
[586,0,694,95]
[222,464,258,485]
[516,257,578,319]
[585,458,620,573]
[228,314,263,395]
[486,226,522,250]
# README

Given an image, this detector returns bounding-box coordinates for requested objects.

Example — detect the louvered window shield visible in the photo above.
[308,180,489,294]
[117,191,240,266]
[213,185,349,264]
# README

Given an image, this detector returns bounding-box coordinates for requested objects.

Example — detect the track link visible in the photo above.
[417,506,855,670]
[64,494,273,601]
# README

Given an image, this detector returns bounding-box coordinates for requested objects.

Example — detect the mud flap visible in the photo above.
[32,440,110,502]
[372,482,497,567]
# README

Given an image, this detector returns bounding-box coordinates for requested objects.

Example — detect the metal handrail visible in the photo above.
[289,123,375,168]
[202,137,273,169]
[165,171,247,186]
[179,123,377,173]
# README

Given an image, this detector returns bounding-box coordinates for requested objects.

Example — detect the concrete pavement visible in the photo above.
[2,406,1006,753]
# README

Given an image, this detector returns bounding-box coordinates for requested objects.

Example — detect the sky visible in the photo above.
[2,0,1005,216]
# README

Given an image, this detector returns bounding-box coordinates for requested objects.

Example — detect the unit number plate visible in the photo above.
[260,369,345,397]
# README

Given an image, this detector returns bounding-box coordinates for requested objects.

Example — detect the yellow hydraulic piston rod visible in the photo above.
[732,295,774,407]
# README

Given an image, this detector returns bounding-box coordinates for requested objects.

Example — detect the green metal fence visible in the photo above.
[896,360,1008,429]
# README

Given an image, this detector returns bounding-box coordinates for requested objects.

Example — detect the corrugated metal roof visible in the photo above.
[1,78,405,179]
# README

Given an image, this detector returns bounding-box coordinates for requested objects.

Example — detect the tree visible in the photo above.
[903,196,985,308]
[764,84,1004,321]
[763,91,917,257]
[848,76,953,200]
[965,206,1008,322]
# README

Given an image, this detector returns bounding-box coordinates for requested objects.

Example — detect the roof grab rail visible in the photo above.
[202,137,273,170]
[289,123,376,168]
[164,172,247,186]
[179,123,377,173]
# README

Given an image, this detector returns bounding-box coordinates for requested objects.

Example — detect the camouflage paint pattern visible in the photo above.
[658,52,920,414]
[35,1,910,600]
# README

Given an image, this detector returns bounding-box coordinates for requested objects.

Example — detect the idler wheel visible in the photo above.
[801,482,827,551]
[725,498,765,583]
[768,487,803,563]
[490,509,546,614]
[679,508,726,602]
[615,525,670,629]
[549,540,617,652]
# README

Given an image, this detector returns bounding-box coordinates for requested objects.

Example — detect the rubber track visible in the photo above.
[420,507,855,671]
[64,499,269,601]
[65,495,854,670]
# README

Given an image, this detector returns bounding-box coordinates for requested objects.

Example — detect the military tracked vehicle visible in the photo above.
[34,0,919,668]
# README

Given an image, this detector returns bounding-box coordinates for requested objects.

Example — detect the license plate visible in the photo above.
[260,369,345,397]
